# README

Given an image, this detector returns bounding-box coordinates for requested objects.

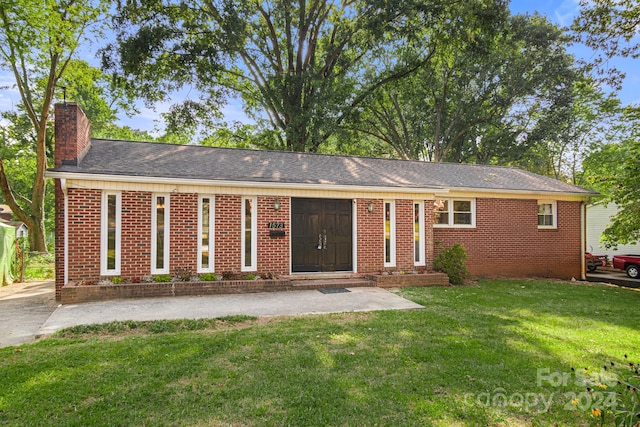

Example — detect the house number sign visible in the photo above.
[267,222,285,229]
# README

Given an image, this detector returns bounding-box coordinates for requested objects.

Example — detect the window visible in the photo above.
[151,194,170,274]
[198,195,215,272]
[242,196,257,271]
[384,201,396,267]
[538,201,557,229]
[433,198,475,227]
[100,191,121,275]
[414,201,425,266]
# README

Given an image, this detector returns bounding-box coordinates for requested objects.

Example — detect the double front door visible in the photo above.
[291,198,353,272]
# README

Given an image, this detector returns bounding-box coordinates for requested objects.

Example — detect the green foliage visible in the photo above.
[572,0,640,89]
[0,0,108,251]
[433,243,469,285]
[23,252,54,281]
[153,274,171,283]
[582,111,640,248]
[111,277,123,284]
[104,0,458,152]
[569,355,640,426]
[199,273,218,282]
[355,9,582,168]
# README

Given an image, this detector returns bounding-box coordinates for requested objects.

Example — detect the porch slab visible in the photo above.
[38,287,424,337]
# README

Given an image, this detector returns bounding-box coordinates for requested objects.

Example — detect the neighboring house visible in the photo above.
[0,205,12,222]
[47,103,596,300]
[0,205,28,239]
[586,202,639,258]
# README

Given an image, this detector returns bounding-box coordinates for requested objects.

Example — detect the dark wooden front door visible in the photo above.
[291,198,353,272]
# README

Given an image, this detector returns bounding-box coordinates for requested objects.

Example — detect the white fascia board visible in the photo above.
[45,171,450,196]
[448,186,595,199]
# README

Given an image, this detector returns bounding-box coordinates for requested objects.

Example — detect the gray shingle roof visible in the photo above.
[50,139,596,195]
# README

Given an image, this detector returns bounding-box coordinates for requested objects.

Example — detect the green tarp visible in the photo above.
[0,222,16,286]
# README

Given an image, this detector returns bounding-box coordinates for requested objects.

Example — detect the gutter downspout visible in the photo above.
[580,201,586,281]
[61,178,68,286]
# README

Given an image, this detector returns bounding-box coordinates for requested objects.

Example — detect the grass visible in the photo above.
[1,279,639,426]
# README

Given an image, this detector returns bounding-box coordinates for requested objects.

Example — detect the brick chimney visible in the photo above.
[54,102,91,167]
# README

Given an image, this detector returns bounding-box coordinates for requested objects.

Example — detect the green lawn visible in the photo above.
[1,279,639,426]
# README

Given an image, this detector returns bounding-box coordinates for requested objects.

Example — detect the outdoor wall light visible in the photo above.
[367,202,374,213]
[273,198,281,211]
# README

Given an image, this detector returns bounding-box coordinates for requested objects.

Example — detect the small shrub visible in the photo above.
[245,273,256,280]
[153,274,172,283]
[141,275,154,283]
[222,271,236,280]
[433,243,469,285]
[200,273,218,282]
[111,277,123,284]
[97,279,113,286]
[173,267,193,282]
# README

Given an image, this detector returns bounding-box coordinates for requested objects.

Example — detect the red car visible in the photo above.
[612,255,640,279]
[586,252,607,272]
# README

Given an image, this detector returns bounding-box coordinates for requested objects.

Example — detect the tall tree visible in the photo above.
[103,0,471,152]
[581,111,640,247]
[572,0,640,89]
[354,12,579,164]
[573,0,640,247]
[0,0,107,252]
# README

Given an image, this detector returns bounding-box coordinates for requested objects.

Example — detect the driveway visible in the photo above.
[0,280,57,348]
[586,269,640,288]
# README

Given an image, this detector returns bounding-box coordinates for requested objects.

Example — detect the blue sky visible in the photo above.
[1,1,638,134]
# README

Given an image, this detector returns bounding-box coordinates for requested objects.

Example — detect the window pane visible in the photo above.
[434,200,449,224]
[538,203,554,226]
[156,196,165,270]
[414,203,420,263]
[201,198,210,268]
[107,194,117,270]
[244,198,252,267]
[454,213,472,225]
[453,200,471,212]
[385,203,391,263]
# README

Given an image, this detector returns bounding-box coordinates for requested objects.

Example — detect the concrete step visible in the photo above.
[290,278,374,290]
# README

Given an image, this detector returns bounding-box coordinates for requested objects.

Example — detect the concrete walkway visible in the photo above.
[36,287,423,338]
[0,280,57,348]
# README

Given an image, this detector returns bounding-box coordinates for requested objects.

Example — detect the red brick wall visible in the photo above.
[169,193,198,274]
[357,199,384,273]
[433,198,582,279]
[54,182,65,299]
[66,188,101,284]
[54,103,91,167]
[214,194,242,272]
[257,196,290,275]
[395,199,415,271]
[424,199,435,270]
[121,191,151,282]
[57,192,581,296]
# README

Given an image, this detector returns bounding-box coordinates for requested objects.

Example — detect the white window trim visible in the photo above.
[241,196,257,272]
[538,200,558,229]
[151,193,170,274]
[414,201,426,267]
[384,200,396,268]
[100,191,121,276]
[433,198,476,228]
[197,195,215,273]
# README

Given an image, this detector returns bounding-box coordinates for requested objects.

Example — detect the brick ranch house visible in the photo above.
[47,103,596,300]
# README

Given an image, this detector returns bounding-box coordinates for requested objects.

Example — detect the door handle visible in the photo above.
[322,229,327,250]
[317,234,322,250]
